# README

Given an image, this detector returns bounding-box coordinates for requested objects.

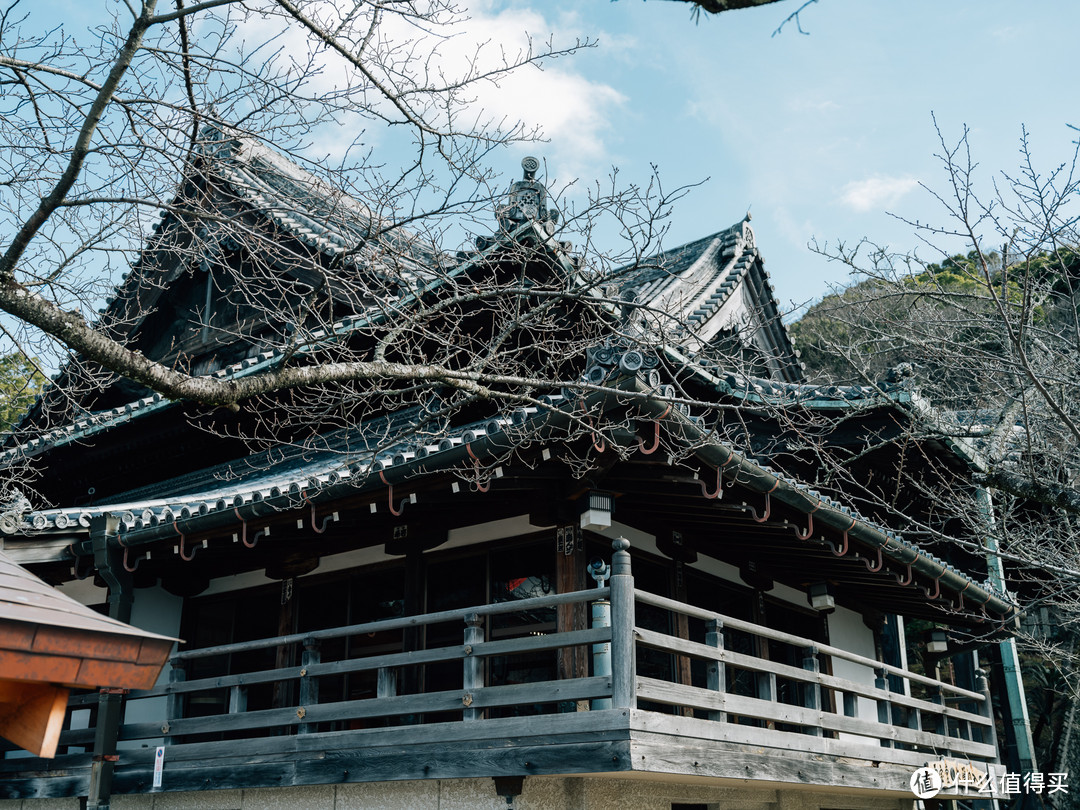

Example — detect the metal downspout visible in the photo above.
[87,514,130,810]
[976,486,1038,777]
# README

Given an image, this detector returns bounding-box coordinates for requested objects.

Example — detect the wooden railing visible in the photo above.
[9,540,999,777]
[631,590,999,765]
[55,588,612,748]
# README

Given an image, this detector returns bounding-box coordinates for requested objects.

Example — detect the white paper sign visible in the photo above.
[153,746,165,788]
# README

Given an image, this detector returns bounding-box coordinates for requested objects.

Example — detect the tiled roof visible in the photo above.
[5,127,454,440]
[0,549,174,642]
[12,398,559,536]
[0,212,544,469]
[208,130,440,285]
[616,218,802,382]
[622,221,752,330]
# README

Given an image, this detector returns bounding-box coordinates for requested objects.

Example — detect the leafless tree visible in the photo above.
[794,121,1080,771]
[0,0,766,482]
[4,0,1070,778]
[0,0,583,399]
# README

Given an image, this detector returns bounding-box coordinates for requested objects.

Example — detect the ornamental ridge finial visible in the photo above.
[494,155,558,236]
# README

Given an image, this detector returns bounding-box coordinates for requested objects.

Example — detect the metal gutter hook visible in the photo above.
[791,503,819,540]
[956,581,971,611]
[637,405,670,455]
[893,561,915,587]
[825,517,856,557]
[861,547,883,573]
[466,443,491,493]
[122,544,146,572]
[579,399,606,453]
[697,466,722,499]
[743,490,772,523]
[379,470,411,516]
[247,527,269,549]
[233,507,266,548]
[310,503,338,534]
[177,530,201,562]
[922,574,942,601]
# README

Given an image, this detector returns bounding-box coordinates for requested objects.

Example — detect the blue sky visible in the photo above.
[460,0,1079,311]
[11,0,1080,317]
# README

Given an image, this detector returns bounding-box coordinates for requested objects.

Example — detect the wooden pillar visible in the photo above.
[87,515,130,810]
[976,667,1002,757]
[164,660,185,747]
[705,618,726,722]
[875,667,893,749]
[752,592,776,727]
[555,526,588,712]
[609,538,636,710]
[297,638,319,734]
[673,560,694,717]
[272,578,296,710]
[401,551,424,697]
[802,645,822,737]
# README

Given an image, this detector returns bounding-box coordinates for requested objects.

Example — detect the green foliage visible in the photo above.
[791,247,1080,386]
[0,353,46,435]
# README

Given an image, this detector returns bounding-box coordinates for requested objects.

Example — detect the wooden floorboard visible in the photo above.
[0,706,1000,799]
[108,739,632,794]
[627,733,912,795]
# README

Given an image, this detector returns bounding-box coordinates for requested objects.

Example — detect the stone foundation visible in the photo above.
[0,776,917,810]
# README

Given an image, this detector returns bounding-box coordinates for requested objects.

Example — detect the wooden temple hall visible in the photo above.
[0,141,1032,810]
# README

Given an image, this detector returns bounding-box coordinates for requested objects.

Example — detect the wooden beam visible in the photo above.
[0,679,70,758]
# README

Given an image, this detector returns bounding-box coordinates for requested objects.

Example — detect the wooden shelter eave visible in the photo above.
[0,550,176,757]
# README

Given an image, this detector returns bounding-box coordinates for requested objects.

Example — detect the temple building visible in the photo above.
[0,138,1028,809]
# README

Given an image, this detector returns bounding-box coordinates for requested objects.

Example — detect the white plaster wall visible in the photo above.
[0,777,917,810]
[56,576,108,606]
[120,586,185,751]
[195,513,545,600]
[827,605,881,745]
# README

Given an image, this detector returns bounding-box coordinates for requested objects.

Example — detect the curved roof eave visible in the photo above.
[7,374,1015,620]
[0,222,548,468]
[624,376,1015,619]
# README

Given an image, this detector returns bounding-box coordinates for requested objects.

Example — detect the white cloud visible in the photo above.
[430,5,626,175]
[787,98,841,113]
[839,176,919,212]
[227,2,623,177]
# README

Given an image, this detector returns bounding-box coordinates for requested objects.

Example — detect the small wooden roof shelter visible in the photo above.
[0,550,175,758]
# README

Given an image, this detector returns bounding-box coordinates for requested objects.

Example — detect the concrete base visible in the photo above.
[0,776,917,810]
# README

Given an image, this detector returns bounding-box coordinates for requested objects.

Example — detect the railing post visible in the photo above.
[976,668,1001,756]
[228,685,248,715]
[164,660,185,746]
[842,691,858,718]
[377,667,397,699]
[875,667,893,749]
[927,681,959,757]
[463,612,484,721]
[802,645,822,737]
[610,537,636,710]
[705,618,726,722]
[927,682,946,739]
[590,597,612,710]
[757,668,775,705]
[297,637,319,734]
